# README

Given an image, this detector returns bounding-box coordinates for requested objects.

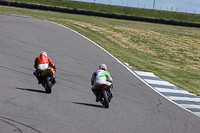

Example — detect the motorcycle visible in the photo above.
[96,84,112,108]
[40,67,56,94]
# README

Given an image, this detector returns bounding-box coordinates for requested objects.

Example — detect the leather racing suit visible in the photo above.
[34,53,56,83]
[91,69,113,98]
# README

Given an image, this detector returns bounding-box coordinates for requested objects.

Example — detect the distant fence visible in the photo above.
[0,1,199,28]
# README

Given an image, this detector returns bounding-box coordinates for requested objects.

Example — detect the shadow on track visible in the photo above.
[73,102,103,108]
[15,87,46,94]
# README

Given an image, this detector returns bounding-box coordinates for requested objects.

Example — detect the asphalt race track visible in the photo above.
[0,15,200,133]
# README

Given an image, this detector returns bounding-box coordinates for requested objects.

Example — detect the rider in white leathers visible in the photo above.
[91,64,113,102]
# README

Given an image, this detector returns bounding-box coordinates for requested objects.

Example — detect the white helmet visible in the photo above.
[40,51,47,56]
[99,64,107,71]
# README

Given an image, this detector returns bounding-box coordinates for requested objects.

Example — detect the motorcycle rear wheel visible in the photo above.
[102,90,109,108]
[45,76,52,94]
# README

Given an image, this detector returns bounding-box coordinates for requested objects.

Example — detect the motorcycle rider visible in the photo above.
[33,51,56,84]
[91,64,113,102]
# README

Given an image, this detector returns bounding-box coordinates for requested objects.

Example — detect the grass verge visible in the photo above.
[5,0,200,23]
[0,6,200,95]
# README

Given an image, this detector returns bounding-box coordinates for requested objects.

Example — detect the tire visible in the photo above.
[102,90,109,108]
[45,76,52,94]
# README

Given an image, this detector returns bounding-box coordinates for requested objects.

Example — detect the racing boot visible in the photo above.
[37,76,42,84]
[52,75,56,84]
[34,71,42,84]
[92,89,100,102]
[96,92,101,102]
[109,84,113,99]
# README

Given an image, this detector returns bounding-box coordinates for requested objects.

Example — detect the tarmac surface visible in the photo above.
[0,15,200,133]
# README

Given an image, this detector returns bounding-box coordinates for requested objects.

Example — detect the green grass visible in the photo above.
[5,0,200,23]
[1,6,200,95]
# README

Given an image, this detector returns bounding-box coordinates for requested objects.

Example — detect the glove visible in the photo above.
[52,65,56,71]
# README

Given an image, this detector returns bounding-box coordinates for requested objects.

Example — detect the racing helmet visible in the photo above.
[40,51,47,56]
[99,64,107,71]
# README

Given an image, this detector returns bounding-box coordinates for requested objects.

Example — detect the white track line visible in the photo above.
[195,112,200,116]
[179,104,200,109]
[134,71,157,77]
[168,96,200,102]
[144,79,176,87]
[154,87,195,95]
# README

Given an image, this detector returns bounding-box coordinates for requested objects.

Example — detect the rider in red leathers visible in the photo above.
[33,51,56,84]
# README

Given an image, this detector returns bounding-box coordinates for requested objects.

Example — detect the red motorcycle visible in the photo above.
[96,84,112,108]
